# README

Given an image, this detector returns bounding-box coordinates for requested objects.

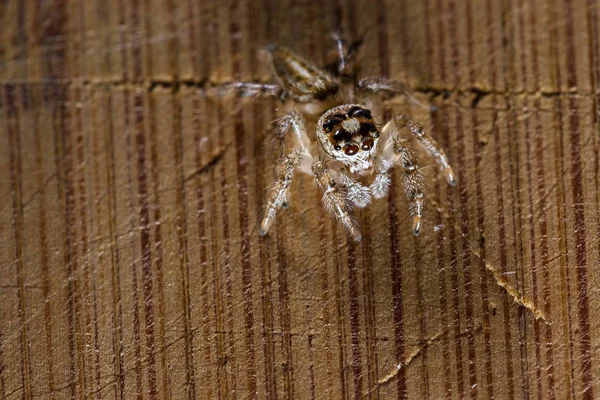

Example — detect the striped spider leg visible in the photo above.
[259,111,313,236]
[373,114,456,235]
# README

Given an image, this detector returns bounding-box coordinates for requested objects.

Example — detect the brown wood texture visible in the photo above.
[1,0,600,398]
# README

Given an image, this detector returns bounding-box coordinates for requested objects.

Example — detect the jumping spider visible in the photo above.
[217,36,456,241]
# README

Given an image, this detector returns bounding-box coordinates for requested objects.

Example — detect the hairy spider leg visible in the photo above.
[393,138,426,236]
[204,82,287,101]
[337,171,372,208]
[259,111,313,236]
[395,114,456,186]
[331,32,362,78]
[312,160,362,241]
[357,77,434,111]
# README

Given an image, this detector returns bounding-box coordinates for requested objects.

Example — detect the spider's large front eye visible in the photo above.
[344,144,359,155]
[323,118,340,132]
[351,108,372,119]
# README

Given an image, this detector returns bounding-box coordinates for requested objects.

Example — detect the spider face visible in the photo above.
[316,104,380,176]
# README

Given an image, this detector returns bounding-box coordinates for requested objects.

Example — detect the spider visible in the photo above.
[215,35,456,241]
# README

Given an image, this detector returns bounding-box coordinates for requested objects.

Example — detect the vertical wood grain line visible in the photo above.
[0,89,7,400]
[346,240,364,399]
[35,84,56,399]
[523,95,543,400]
[446,137,464,400]
[12,2,33,394]
[28,2,55,399]
[104,87,126,399]
[423,3,453,397]
[553,94,578,400]
[117,1,144,397]
[192,95,213,398]
[4,84,33,400]
[448,2,478,397]
[508,6,532,397]
[56,84,82,400]
[74,83,97,400]
[533,99,556,400]
[276,224,295,399]
[134,88,159,400]
[185,0,198,79]
[331,228,349,400]
[202,5,226,397]
[229,2,258,395]
[210,3,238,394]
[375,0,407,397]
[471,1,495,396]
[564,1,593,397]
[412,242,430,400]
[148,90,171,399]
[360,221,379,400]
[498,2,519,397]
[209,102,229,399]
[493,99,516,400]
[256,111,278,399]
[192,97,213,399]
[124,89,145,400]
[436,2,464,398]
[166,0,178,79]
[133,10,160,397]
[587,3,600,397]
[172,89,198,400]
[527,4,556,398]
[87,83,103,399]
[317,187,334,399]
[246,0,276,396]
[547,2,577,397]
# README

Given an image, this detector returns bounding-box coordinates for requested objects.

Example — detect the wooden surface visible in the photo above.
[1,0,600,398]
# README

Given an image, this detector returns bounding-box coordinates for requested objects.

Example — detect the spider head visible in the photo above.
[316,104,380,175]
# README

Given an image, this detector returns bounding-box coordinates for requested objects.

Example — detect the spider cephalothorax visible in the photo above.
[317,104,380,176]
[215,35,456,241]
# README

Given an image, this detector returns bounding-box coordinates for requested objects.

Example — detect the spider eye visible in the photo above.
[323,118,340,132]
[334,145,342,151]
[351,108,372,119]
[333,130,345,142]
[344,144,359,155]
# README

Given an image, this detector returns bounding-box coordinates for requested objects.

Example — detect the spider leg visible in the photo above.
[260,111,313,236]
[312,160,362,241]
[393,139,426,236]
[274,111,312,153]
[267,45,340,102]
[331,32,362,77]
[260,151,302,236]
[337,170,372,208]
[369,160,393,199]
[357,77,433,111]
[357,77,407,93]
[395,114,456,186]
[204,81,287,101]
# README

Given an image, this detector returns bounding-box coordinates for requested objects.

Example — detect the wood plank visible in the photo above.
[1,0,599,398]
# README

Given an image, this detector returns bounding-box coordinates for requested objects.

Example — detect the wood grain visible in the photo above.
[1,0,599,398]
